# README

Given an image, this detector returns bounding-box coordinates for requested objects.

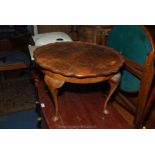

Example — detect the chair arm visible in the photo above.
[125,58,144,72]
[123,58,143,80]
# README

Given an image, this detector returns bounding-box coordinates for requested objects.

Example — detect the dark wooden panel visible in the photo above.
[38,25,72,34]
[78,25,113,45]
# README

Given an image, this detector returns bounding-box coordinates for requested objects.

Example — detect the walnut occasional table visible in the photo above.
[34,41,124,122]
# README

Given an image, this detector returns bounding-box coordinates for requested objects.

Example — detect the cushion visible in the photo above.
[29,32,72,60]
[32,32,72,46]
[28,45,38,60]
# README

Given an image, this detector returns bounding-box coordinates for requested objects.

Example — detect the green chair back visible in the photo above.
[107,25,153,92]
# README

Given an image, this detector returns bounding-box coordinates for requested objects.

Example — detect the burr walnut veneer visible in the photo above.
[34,41,124,121]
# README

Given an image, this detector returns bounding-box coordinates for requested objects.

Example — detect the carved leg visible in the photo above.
[103,73,121,114]
[44,74,64,122]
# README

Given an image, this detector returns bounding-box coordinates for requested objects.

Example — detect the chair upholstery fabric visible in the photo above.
[107,25,152,92]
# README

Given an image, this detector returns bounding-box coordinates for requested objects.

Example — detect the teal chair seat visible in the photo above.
[107,25,153,92]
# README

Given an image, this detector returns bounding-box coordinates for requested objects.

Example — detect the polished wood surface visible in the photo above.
[33,72,130,129]
[34,42,124,122]
[34,42,124,78]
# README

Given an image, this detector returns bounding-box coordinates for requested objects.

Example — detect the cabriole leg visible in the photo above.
[44,75,64,122]
[103,73,121,114]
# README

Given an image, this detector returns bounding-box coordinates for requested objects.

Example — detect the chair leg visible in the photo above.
[143,86,155,125]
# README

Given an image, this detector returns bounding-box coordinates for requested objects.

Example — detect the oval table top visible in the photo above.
[34,41,124,78]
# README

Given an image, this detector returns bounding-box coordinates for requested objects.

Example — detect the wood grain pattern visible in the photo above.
[33,72,130,129]
[34,41,124,78]
[34,41,124,122]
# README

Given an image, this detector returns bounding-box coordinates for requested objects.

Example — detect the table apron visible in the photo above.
[44,70,112,84]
